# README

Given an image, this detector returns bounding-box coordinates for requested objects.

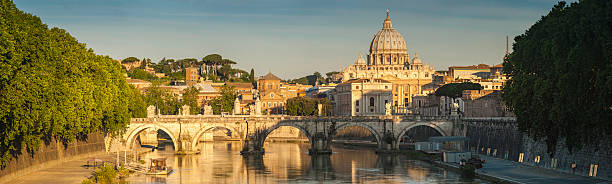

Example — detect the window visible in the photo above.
[267,102,271,107]
[384,100,388,105]
[356,86,359,89]
[356,108,359,112]
[385,86,388,89]
[355,100,359,106]
[273,102,277,107]
[369,97,375,107]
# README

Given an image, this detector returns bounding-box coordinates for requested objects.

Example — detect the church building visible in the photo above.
[341,11,435,108]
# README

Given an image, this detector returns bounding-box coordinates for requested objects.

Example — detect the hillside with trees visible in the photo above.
[502,0,612,154]
[0,0,145,166]
[123,54,255,84]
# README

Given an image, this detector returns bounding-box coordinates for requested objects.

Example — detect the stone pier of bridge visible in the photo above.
[110,114,464,155]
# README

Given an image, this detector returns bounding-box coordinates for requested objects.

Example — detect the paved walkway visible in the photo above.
[6,152,116,184]
[476,155,608,184]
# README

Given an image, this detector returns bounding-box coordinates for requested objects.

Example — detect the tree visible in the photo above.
[250,68,256,88]
[127,86,147,118]
[502,1,612,154]
[202,54,222,75]
[182,86,200,115]
[325,71,339,78]
[289,74,319,86]
[145,83,181,115]
[127,68,158,81]
[286,97,330,116]
[434,82,482,98]
[249,68,255,81]
[0,0,139,166]
[121,56,139,63]
[325,71,340,83]
[208,86,236,114]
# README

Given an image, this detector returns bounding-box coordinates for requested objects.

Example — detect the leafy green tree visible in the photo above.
[434,82,482,98]
[182,86,200,115]
[127,86,147,118]
[127,68,158,81]
[0,0,140,166]
[145,84,181,115]
[502,1,612,154]
[209,86,236,114]
[286,97,330,116]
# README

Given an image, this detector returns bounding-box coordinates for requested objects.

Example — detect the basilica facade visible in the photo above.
[341,12,435,108]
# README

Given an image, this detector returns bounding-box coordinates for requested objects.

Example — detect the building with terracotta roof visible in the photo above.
[258,72,285,114]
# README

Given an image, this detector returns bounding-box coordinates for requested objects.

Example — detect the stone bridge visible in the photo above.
[115,115,464,155]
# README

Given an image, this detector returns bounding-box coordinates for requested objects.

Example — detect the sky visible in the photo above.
[14,0,571,79]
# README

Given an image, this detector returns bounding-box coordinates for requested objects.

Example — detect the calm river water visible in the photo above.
[126,141,488,183]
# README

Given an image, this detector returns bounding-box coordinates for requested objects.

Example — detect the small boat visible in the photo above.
[146,158,172,175]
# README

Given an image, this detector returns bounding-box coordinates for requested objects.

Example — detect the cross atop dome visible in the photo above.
[383,10,393,29]
[386,9,389,18]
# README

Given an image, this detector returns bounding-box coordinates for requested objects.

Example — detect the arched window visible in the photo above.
[369,97,375,107]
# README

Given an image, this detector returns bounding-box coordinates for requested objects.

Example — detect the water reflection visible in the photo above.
[126,142,488,183]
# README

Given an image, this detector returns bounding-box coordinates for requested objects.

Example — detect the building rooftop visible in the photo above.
[226,82,254,89]
[339,78,391,85]
[194,83,217,92]
[261,72,282,80]
[449,64,491,70]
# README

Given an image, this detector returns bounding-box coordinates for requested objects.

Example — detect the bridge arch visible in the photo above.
[395,122,447,144]
[260,122,313,146]
[191,125,241,151]
[334,122,382,145]
[125,123,179,151]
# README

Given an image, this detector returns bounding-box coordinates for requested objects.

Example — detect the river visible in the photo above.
[126,141,489,183]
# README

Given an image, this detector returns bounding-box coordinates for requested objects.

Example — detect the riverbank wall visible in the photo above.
[0,133,106,183]
[464,118,611,180]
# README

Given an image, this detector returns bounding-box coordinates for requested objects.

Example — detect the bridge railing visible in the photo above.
[131,114,453,122]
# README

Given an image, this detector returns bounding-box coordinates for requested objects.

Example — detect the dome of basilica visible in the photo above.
[369,11,407,54]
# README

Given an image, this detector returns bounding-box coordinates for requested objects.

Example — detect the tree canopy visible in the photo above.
[182,86,200,115]
[209,86,236,114]
[127,68,158,81]
[502,0,612,154]
[0,0,144,166]
[145,83,181,115]
[434,82,482,98]
[121,56,139,63]
[286,97,330,116]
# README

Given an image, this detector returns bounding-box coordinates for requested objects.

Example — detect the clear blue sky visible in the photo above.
[15,0,570,79]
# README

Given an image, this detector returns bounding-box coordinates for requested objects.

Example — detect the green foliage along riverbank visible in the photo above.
[0,0,144,167]
[503,0,612,154]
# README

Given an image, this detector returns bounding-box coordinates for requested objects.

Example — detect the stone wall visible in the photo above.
[464,118,610,180]
[0,133,105,182]
[462,92,514,117]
